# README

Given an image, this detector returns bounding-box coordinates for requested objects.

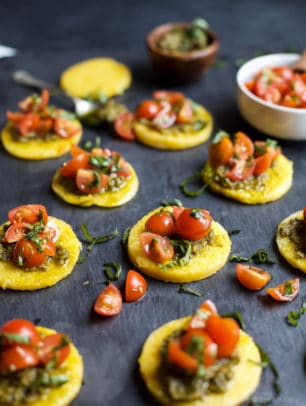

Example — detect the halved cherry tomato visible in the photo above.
[226,157,255,181]
[12,239,47,269]
[8,204,48,225]
[1,319,40,347]
[3,223,28,243]
[125,270,147,302]
[233,131,254,159]
[94,283,123,316]
[41,237,56,257]
[135,100,160,119]
[167,339,198,373]
[236,263,271,290]
[153,90,184,104]
[254,140,281,162]
[253,152,273,176]
[139,232,174,263]
[266,278,300,302]
[172,206,185,222]
[75,169,108,194]
[114,111,135,140]
[54,117,80,139]
[209,135,234,167]
[205,315,240,358]
[18,112,40,136]
[174,208,212,241]
[0,345,39,371]
[180,329,217,367]
[176,99,194,123]
[145,211,175,236]
[188,300,218,330]
[39,333,70,367]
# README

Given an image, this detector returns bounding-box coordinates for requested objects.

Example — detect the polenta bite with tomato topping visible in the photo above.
[127,204,231,282]
[0,318,83,405]
[0,204,81,290]
[114,91,213,149]
[138,300,262,405]
[276,208,306,273]
[1,89,82,160]
[51,145,139,207]
[203,131,293,204]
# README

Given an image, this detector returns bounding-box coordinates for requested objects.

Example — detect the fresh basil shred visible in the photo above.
[103,262,122,281]
[178,284,202,297]
[287,297,306,327]
[179,171,207,197]
[121,227,131,249]
[228,229,241,236]
[81,223,118,252]
[0,332,31,345]
[160,198,183,207]
[160,240,191,269]
[221,312,246,330]
[230,248,274,264]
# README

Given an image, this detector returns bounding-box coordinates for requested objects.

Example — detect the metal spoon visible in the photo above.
[291,49,306,73]
[12,69,101,116]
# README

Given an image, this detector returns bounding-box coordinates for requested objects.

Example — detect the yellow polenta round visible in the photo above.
[132,104,212,150]
[127,207,231,283]
[51,163,139,207]
[29,326,83,406]
[0,217,81,290]
[203,154,293,204]
[60,58,132,98]
[276,210,306,273]
[1,121,82,160]
[139,316,262,406]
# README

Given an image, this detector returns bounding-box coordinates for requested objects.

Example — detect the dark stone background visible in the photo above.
[0,0,305,405]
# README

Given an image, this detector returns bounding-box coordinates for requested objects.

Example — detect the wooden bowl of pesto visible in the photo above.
[146,19,219,84]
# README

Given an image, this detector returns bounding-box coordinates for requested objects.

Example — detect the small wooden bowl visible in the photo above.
[146,22,219,84]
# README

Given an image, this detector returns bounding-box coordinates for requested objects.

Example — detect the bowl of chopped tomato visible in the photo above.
[237,53,306,140]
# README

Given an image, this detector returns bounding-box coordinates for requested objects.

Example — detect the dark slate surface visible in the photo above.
[0,1,306,405]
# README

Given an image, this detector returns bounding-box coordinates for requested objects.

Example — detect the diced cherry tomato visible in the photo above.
[6,111,24,124]
[125,270,147,302]
[114,112,135,140]
[94,283,123,316]
[209,135,234,167]
[153,90,184,104]
[139,232,174,263]
[236,263,271,290]
[233,131,254,159]
[205,315,240,358]
[266,278,300,302]
[12,239,47,269]
[282,92,302,108]
[261,85,282,104]
[167,339,198,373]
[71,145,90,158]
[145,211,175,236]
[18,95,35,111]
[245,80,255,92]
[8,204,48,225]
[188,300,218,329]
[174,208,212,241]
[152,109,176,129]
[180,329,217,367]
[75,169,108,194]
[176,99,194,123]
[37,89,50,111]
[36,117,53,134]
[54,117,80,139]
[41,237,56,257]
[18,112,40,136]
[135,100,160,119]
[60,154,90,178]
[226,157,255,181]
[253,152,273,176]
[1,319,40,347]
[3,223,28,243]
[0,345,39,371]
[39,333,70,367]
[44,218,60,243]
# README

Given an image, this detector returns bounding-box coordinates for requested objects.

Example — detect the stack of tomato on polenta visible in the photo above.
[2,89,82,160]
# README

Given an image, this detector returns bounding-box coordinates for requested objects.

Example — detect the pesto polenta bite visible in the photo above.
[0,318,83,405]
[276,208,306,273]
[139,300,262,406]
[52,145,139,207]
[114,90,212,149]
[203,131,293,204]
[0,204,81,290]
[2,90,82,160]
[127,204,231,283]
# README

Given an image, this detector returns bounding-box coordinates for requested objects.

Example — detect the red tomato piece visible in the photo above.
[54,117,80,139]
[114,111,135,140]
[94,283,123,316]
[39,333,70,367]
[152,109,176,129]
[145,211,175,236]
[167,339,198,373]
[1,319,40,347]
[139,232,174,263]
[174,208,212,241]
[60,154,90,178]
[135,100,160,119]
[266,278,300,302]
[188,300,218,330]
[37,88,50,111]
[176,99,194,123]
[36,117,53,135]
[41,237,56,257]
[6,111,24,124]
[253,152,273,176]
[153,90,184,104]
[125,270,147,302]
[18,112,40,136]
[3,223,28,243]
[8,204,48,225]
[209,135,234,167]
[12,239,47,269]
[75,169,108,194]
[180,329,217,367]
[233,131,254,159]
[226,157,255,181]
[0,345,39,371]
[236,263,271,290]
[44,218,60,243]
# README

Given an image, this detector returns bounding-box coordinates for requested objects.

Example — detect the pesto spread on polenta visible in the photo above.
[278,210,306,259]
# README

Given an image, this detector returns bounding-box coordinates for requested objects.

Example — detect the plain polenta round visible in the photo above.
[51,163,139,207]
[0,217,81,290]
[276,210,306,273]
[1,121,82,160]
[127,207,231,283]
[29,326,83,406]
[132,104,213,150]
[203,154,293,204]
[60,58,132,98]
[138,316,262,406]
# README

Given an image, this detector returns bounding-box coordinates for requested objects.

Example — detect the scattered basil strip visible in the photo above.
[230,248,274,264]
[121,227,131,249]
[83,136,102,150]
[160,240,191,269]
[179,171,207,197]
[228,229,241,236]
[0,332,30,345]
[103,262,122,281]
[229,254,249,262]
[160,198,183,207]
[81,224,118,252]
[178,284,202,297]
[77,253,86,264]
[186,335,205,378]
[221,312,246,330]
[49,374,69,386]
[287,297,306,327]
[192,120,207,131]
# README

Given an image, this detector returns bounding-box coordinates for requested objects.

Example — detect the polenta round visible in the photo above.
[276,210,306,273]
[127,207,231,283]
[138,316,262,406]
[60,58,132,99]
[0,217,81,290]
[203,154,293,204]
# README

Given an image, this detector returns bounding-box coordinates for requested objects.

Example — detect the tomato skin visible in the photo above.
[180,329,217,367]
[75,169,108,194]
[145,212,175,236]
[188,300,218,329]
[12,239,47,269]
[176,99,194,123]
[233,131,254,159]
[226,157,255,181]
[266,278,300,302]
[172,206,185,222]
[205,315,240,358]
[167,339,198,373]
[1,319,40,347]
[0,345,39,372]
[135,100,160,119]
[140,232,174,263]
[114,112,135,140]
[174,208,212,241]
[153,90,184,104]
[94,284,123,316]
[236,263,271,290]
[8,204,48,225]
[39,333,70,367]
[54,117,80,139]
[253,152,273,176]
[18,112,40,136]
[37,89,50,111]
[60,153,90,178]
[209,135,234,167]
[125,270,147,302]
[3,223,28,243]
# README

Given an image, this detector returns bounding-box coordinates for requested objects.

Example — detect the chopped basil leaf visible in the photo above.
[0,332,31,345]
[179,171,207,197]
[284,281,293,296]
[287,297,306,327]
[221,312,246,330]
[212,130,230,144]
[77,253,86,264]
[190,208,204,219]
[229,254,249,262]
[178,284,202,297]
[230,248,274,264]
[81,224,118,253]
[265,138,278,149]
[228,229,241,236]
[103,261,122,281]
[160,240,191,269]
[121,227,131,249]
[49,374,69,386]
[160,198,183,207]
[192,120,207,131]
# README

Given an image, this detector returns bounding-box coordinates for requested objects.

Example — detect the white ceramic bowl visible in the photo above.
[237,53,306,141]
